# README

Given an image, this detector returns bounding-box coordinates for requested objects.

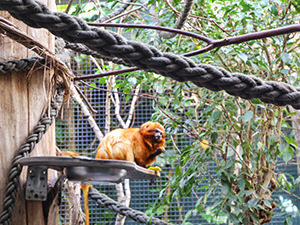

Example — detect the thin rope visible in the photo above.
[0,86,64,225]
[89,187,172,225]
[0,57,45,74]
[158,0,193,39]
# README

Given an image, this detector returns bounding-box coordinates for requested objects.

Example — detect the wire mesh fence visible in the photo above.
[56,54,300,224]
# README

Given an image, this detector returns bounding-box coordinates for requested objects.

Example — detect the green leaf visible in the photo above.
[242,111,253,122]
[99,77,107,85]
[158,97,169,105]
[221,183,231,195]
[154,82,164,94]
[211,132,218,144]
[89,82,96,90]
[125,94,130,102]
[237,179,245,191]
[251,98,263,105]
[183,210,193,223]
[282,147,293,163]
[128,77,137,86]
[175,165,182,176]
[211,111,222,122]
[238,53,248,63]
[271,4,278,15]
[279,143,286,154]
[280,52,291,64]
[257,141,264,151]
[281,68,289,75]
[284,215,293,225]
[247,198,258,208]
[244,190,255,197]
[284,136,297,145]
[262,199,272,209]
[154,205,165,215]
[294,176,300,185]
[278,174,287,186]
[203,193,208,205]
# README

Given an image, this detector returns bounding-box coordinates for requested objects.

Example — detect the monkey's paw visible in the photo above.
[155,147,165,156]
[148,166,162,173]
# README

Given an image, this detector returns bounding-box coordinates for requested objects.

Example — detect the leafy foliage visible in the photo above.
[59,0,300,224]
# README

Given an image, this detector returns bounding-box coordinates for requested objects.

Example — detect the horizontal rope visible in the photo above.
[89,187,172,225]
[0,57,45,74]
[1,0,300,108]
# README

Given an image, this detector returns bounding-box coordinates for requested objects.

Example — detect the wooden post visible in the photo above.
[0,1,58,225]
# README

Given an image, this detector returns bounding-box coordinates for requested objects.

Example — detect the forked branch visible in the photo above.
[88,23,300,56]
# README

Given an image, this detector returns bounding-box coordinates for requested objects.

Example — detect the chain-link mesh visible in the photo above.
[56,54,300,225]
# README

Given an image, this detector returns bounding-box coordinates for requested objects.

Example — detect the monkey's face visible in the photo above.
[149,128,164,143]
[140,122,165,145]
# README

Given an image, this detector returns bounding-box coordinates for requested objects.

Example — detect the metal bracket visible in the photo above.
[25,166,48,201]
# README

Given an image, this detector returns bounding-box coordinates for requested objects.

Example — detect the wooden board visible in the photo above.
[0,0,58,224]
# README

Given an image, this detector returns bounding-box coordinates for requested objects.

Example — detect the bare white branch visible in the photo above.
[112,77,126,128]
[125,84,140,128]
[70,84,104,141]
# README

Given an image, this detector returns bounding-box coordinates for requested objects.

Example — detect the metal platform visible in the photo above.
[19,156,160,183]
[19,156,160,201]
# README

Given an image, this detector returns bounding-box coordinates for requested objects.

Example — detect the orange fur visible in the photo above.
[96,121,166,167]
[60,151,80,157]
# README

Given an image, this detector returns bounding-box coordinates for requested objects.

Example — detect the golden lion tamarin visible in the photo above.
[96,121,166,167]
[63,122,165,225]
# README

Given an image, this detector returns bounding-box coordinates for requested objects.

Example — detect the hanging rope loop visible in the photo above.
[0,59,64,224]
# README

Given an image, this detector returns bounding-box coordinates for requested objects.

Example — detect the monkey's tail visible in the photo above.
[81,184,92,225]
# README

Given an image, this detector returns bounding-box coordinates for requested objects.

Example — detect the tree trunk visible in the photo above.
[0,0,58,224]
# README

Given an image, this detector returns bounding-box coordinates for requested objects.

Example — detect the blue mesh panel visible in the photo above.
[56,53,299,225]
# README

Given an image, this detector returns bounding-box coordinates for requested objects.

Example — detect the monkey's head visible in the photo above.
[140,121,165,147]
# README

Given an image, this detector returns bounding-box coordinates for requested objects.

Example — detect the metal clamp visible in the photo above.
[25,166,48,201]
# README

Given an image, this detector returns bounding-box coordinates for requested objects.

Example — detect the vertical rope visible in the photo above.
[0,87,64,225]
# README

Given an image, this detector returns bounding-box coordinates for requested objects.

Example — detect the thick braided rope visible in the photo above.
[89,187,172,225]
[0,87,64,225]
[1,0,300,109]
[65,42,131,66]
[0,57,45,74]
